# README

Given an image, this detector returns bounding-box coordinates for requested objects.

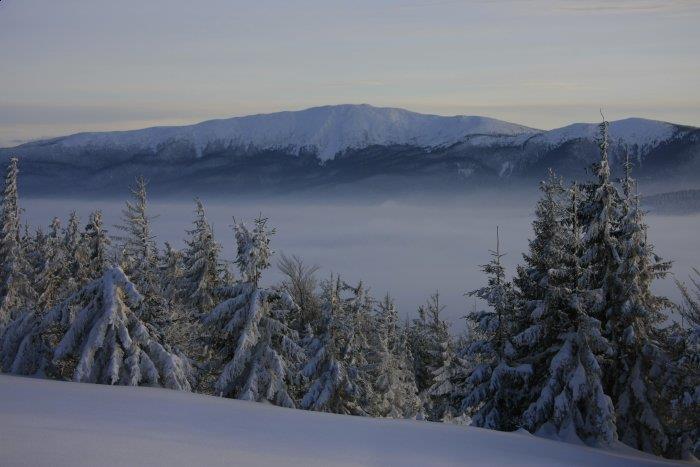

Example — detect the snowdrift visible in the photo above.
[0,375,688,467]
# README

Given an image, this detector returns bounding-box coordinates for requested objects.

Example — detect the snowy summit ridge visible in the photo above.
[37,104,540,160]
[3,105,695,196]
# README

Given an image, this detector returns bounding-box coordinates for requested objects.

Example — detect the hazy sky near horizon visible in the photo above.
[1,0,699,147]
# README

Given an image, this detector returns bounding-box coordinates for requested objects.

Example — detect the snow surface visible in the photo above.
[45,104,539,160]
[0,374,688,467]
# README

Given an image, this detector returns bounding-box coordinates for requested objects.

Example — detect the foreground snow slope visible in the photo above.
[0,375,687,467]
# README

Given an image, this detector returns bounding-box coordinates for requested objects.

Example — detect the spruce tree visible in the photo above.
[2,266,192,390]
[369,294,421,418]
[580,119,624,326]
[300,276,367,415]
[203,216,302,407]
[114,176,168,331]
[277,253,321,333]
[409,291,451,416]
[608,157,674,455]
[339,280,375,413]
[513,170,568,323]
[62,211,82,295]
[0,158,34,331]
[36,217,69,311]
[665,269,700,459]
[464,228,531,431]
[427,332,472,423]
[160,242,191,350]
[515,183,616,444]
[394,319,424,419]
[182,199,225,318]
[76,210,111,285]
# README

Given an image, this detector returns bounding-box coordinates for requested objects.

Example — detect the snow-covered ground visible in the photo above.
[0,375,688,467]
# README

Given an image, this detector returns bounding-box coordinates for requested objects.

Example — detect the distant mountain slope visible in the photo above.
[0,375,678,467]
[0,104,697,197]
[15,104,539,160]
[521,118,678,148]
[643,189,700,215]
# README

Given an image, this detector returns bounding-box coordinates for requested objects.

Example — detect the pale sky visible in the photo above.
[1,0,699,147]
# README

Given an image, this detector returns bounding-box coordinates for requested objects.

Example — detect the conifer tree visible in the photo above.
[394,320,424,419]
[160,242,191,350]
[2,267,192,390]
[339,280,375,412]
[410,291,454,420]
[0,158,34,331]
[409,291,451,414]
[513,170,568,323]
[182,199,225,319]
[203,216,302,407]
[580,119,624,326]
[427,333,472,423]
[608,156,674,455]
[36,217,69,311]
[114,177,168,330]
[664,269,700,459]
[515,183,616,444]
[62,211,82,294]
[369,294,421,418]
[278,253,321,333]
[580,121,623,324]
[463,228,531,431]
[300,276,367,415]
[76,210,111,285]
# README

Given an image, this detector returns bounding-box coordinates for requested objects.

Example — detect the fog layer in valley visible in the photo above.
[23,195,699,328]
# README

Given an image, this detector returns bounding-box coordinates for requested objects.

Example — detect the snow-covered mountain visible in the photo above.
[519,118,680,149]
[1,104,697,197]
[38,104,539,160]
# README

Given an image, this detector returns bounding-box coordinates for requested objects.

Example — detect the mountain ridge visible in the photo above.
[1,104,698,198]
[9,104,693,159]
[9,104,540,160]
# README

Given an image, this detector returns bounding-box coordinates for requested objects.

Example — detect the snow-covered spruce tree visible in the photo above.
[607,158,674,456]
[676,269,700,336]
[463,228,531,431]
[36,217,70,312]
[75,210,111,285]
[2,266,192,390]
[0,157,34,332]
[182,199,226,319]
[513,169,568,324]
[409,291,451,418]
[300,276,367,415]
[23,225,46,292]
[62,211,82,295]
[203,216,303,407]
[161,242,185,308]
[515,182,616,445]
[159,242,191,351]
[579,118,624,327]
[114,176,168,330]
[427,330,473,423]
[339,280,376,412]
[277,253,321,334]
[663,269,700,459]
[368,294,422,418]
[395,319,424,419]
[411,291,456,421]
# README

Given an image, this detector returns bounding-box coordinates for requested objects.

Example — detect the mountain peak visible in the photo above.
[14,104,540,160]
